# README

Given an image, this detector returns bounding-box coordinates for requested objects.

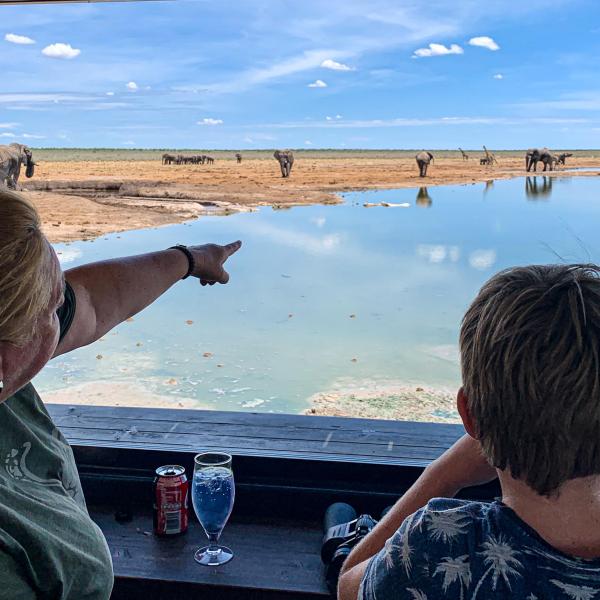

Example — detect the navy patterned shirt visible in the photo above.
[360,498,600,600]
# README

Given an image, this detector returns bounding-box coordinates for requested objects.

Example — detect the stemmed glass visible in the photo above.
[192,452,235,566]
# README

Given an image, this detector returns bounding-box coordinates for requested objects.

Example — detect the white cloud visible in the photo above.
[0,122,18,129]
[5,33,35,45]
[308,79,327,88]
[468,36,500,51]
[106,91,115,96]
[22,133,45,139]
[326,116,333,121]
[417,244,460,264]
[198,49,345,94]
[197,118,223,126]
[336,114,343,119]
[413,43,463,58]
[469,249,496,270]
[0,93,97,105]
[126,81,138,91]
[242,221,342,255]
[304,140,313,145]
[321,58,354,71]
[0,132,16,138]
[42,43,81,60]
[122,140,135,146]
[493,73,504,80]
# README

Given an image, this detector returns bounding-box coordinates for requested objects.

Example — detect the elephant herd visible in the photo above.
[162,153,214,165]
[0,143,35,189]
[161,150,296,178]
[525,148,573,172]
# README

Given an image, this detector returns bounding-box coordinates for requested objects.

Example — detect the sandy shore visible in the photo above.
[42,377,459,423]
[304,379,459,423]
[44,380,213,410]
[19,152,600,243]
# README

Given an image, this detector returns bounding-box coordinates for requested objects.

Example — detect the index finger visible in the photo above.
[223,240,242,258]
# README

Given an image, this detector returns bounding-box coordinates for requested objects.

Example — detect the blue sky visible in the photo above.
[1,0,599,149]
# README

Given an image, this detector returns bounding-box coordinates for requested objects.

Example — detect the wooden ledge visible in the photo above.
[48,404,463,467]
[94,504,327,600]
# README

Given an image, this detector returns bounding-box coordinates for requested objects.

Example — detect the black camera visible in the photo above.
[321,502,384,595]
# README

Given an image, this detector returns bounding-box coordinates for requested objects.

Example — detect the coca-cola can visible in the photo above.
[153,465,189,536]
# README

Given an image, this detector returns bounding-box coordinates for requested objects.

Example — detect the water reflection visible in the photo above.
[525,176,553,200]
[416,187,432,207]
[40,177,600,416]
[484,180,494,195]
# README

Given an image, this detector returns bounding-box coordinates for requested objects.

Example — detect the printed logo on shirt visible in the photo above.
[4,431,79,499]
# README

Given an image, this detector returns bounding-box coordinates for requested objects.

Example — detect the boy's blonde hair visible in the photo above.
[460,264,600,496]
[0,189,53,345]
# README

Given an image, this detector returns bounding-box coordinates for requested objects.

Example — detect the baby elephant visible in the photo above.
[274,150,294,178]
[415,151,434,177]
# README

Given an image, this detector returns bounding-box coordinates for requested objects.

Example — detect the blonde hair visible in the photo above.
[460,264,600,496]
[0,189,53,345]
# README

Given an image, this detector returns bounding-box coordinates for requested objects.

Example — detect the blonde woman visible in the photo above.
[0,189,241,599]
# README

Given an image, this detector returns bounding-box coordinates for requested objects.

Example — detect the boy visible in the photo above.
[339,264,600,599]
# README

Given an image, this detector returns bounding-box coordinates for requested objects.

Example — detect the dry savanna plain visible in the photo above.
[22,148,600,243]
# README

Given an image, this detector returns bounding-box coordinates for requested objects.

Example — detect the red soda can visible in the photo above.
[153,465,189,536]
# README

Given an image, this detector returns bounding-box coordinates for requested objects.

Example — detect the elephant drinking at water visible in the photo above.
[415,151,434,177]
[274,150,294,178]
[0,143,35,189]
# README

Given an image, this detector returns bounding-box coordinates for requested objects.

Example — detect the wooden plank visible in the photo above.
[62,432,453,464]
[90,504,329,598]
[51,413,460,450]
[48,404,462,438]
[56,427,445,460]
[48,405,464,467]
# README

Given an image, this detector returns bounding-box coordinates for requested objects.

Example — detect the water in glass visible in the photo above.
[192,452,235,566]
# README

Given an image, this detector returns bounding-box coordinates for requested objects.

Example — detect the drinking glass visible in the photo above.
[192,452,235,566]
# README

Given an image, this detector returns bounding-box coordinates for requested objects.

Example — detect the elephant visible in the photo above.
[416,187,432,207]
[0,143,35,189]
[235,153,242,164]
[274,150,294,178]
[162,153,176,165]
[415,151,434,177]
[525,147,553,172]
[557,152,573,166]
[525,176,553,200]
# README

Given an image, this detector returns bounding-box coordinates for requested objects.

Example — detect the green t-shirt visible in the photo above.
[0,283,114,599]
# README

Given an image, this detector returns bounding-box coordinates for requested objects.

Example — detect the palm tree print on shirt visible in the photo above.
[434,555,472,600]
[426,510,472,545]
[551,579,600,600]
[471,534,523,599]
[383,510,422,575]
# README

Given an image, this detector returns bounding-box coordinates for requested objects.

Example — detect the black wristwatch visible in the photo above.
[169,245,195,279]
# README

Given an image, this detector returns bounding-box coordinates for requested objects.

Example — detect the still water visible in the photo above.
[36,175,600,415]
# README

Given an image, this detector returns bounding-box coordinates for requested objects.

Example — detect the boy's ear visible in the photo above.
[457,387,479,439]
